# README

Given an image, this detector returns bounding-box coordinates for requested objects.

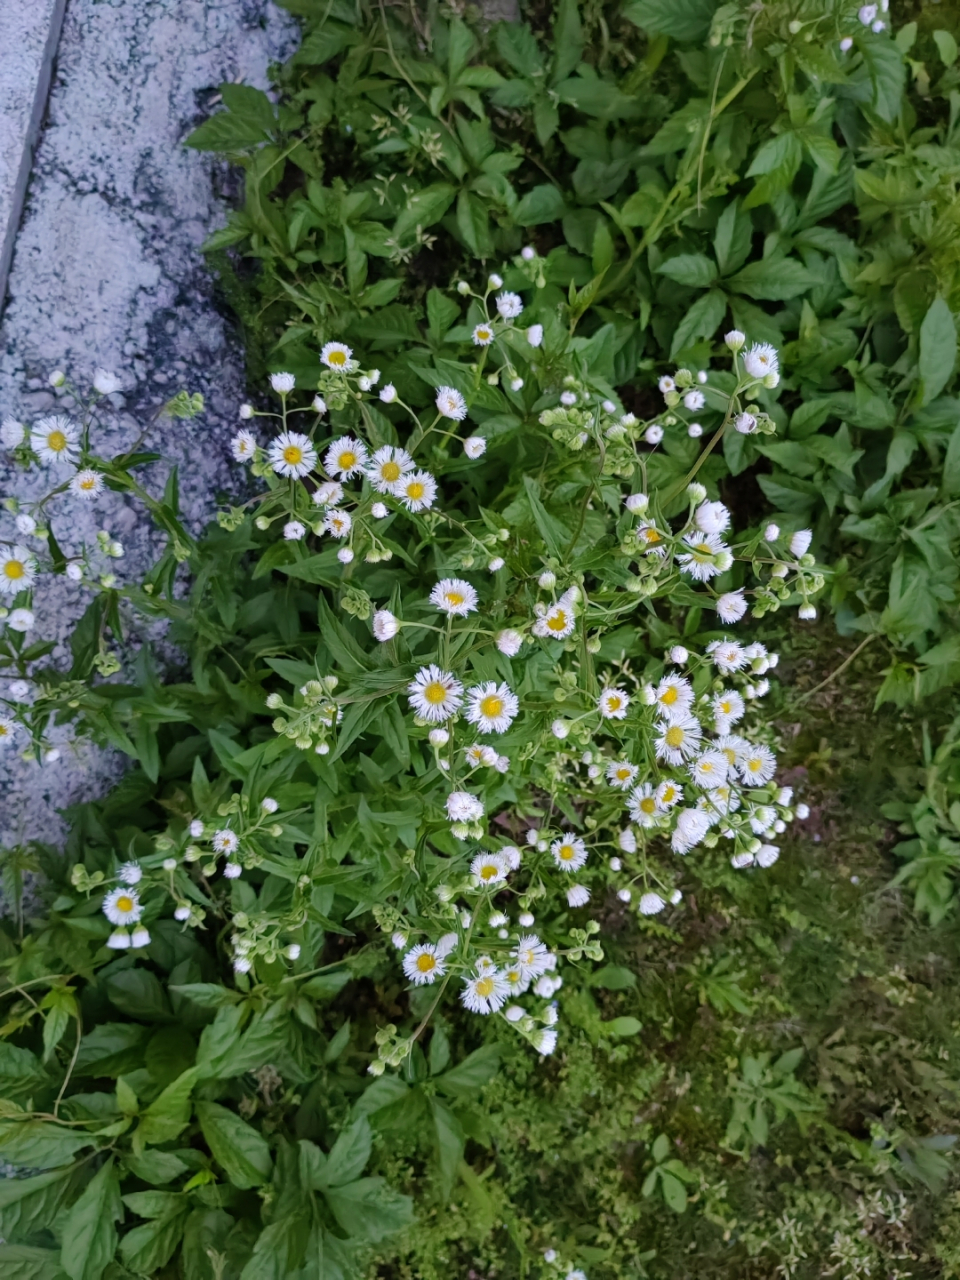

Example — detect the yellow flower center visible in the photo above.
[381,461,401,482]
[444,591,464,607]
[661,686,678,705]
[616,768,631,780]
[0,724,10,737]
[406,481,425,500]
[665,726,685,748]
[661,785,677,802]
[606,695,622,711]
[520,949,534,965]
[643,528,660,543]
[480,695,503,719]
[80,476,96,489]
[475,977,495,998]
[337,450,356,470]
[559,844,574,861]
[283,445,303,465]
[478,327,492,340]
[694,542,712,556]
[424,681,448,705]
[116,895,134,913]
[416,953,436,973]
[640,797,656,814]
[720,700,732,714]
[47,430,66,452]
[547,610,567,633]
[3,560,24,580]
[480,863,499,881]
[747,758,762,772]
[328,350,347,366]
[701,760,715,774]
[721,747,737,766]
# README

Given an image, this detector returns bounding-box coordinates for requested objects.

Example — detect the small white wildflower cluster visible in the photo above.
[542,1247,588,1280]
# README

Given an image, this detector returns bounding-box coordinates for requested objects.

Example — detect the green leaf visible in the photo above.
[660,1170,688,1213]
[0,1245,68,1280]
[726,257,814,301]
[185,85,276,151]
[522,476,571,559]
[59,1157,122,1280]
[0,1042,44,1096]
[435,1044,501,1098]
[496,23,544,77]
[859,33,906,122]
[671,289,726,357]
[456,190,493,257]
[621,0,715,42]
[552,0,584,82]
[316,1117,372,1188]
[122,1149,190,1185]
[322,1177,414,1241]
[514,184,566,226]
[942,421,960,496]
[934,29,958,66]
[393,183,456,242]
[137,1066,199,1147]
[918,296,957,408]
[604,1016,643,1037]
[0,1165,76,1242]
[713,201,752,276]
[105,968,172,1022]
[655,253,717,288]
[118,1200,191,1275]
[196,1102,273,1189]
[430,1098,464,1197]
[0,1122,94,1170]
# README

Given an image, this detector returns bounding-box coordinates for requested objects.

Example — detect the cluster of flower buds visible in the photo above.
[267,678,342,754]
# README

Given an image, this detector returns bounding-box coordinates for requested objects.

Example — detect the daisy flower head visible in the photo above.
[683,389,705,411]
[430,577,478,616]
[324,435,368,479]
[659,376,675,394]
[598,687,631,720]
[738,742,777,786]
[689,749,729,788]
[8,608,33,632]
[551,833,588,872]
[464,436,486,459]
[471,850,509,887]
[567,885,590,907]
[654,675,694,719]
[789,529,813,557]
[694,501,730,535]
[639,892,666,916]
[408,664,463,722]
[464,743,497,768]
[1,418,25,448]
[31,415,79,465]
[496,291,523,319]
[533,592,577,640]
[312,480,343,507]
[461,967,509,1015]
[66,467,104,502]
[0,545,36,596]
[212,829,239,855]
[447,791,484,823]
[513,935,551,980]
[397,470,437,512]
[742,342,779,380]
[671,807,711,854]
[496,628,523,657]
[323,509,352,539]
[118,861,142,885]
[714,733,751,771]
[403,943,445,985]
[656,778,684,808]
[312,395,327,415]
[436,386,467,421]
[103,886,142,925]
[268,431,317,479]
[231,429,256,463]
[0,715,15,746]
[708,639,748,673]
[366,445,414,493]
[655,713,702,766]
[526,323,544,347]
[716,590,747,624]
[629,782,663,827]
[320,341,353,371]
[713,689,745,731]
[372,609,399,642]
[269,372,296,393]
[637,522,666,553]
[472,322,495,346]
[607,760,638,790]
[283,521,306,541]
[465,681,519,734]
[678,530,727,581]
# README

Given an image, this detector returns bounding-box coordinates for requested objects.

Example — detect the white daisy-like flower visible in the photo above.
[436,386,467,421]
[31,416,79,466]
[694,501,730,535]
[689,749,729,788]
[461,968,510,1014]
[757,844,780,868]
[312,480,344,507]
[325,435,368,479]
[320,341,353,370]
[513,935,551,980]
[708,640,748,673]
[738,743,777,786]
[656,779,684,808]
[659,376,675,394]
[789,529,813,557]
[8,608,34,632]
[533,593,577,640]
[742,342,779,380]
[598,687,630,720]
[107,929,131,950]
[713,689,745,730]
[408,665,463,722]
[270,372,296,393]
[496,629,523,657]
[464,743,497,768]
[607,761,638,790]
[472,322,495,346]
[379,384,397,404]
[403,943,446,985]
[566,885,590,907]
[735,412,757,434]
[551,833,588,872]
[446,791,484,822]
[212,829,239,855]
[471,850,509,886]
[716,591,747,623]
[130,926,152,948]
[397,470,437,512]
[526,323,543,347]
[465,681,519,734]
[629,782,663,827]
[655,714,702,766]
[714,733,751,771]
[312,395,327,415]
[683,388,705,411]
[323,509,352,539]
[372,609,399,641]
[0,715,15,746]
[366,445,414,493]
[430,577,478,616]
[464,436,486,459]
[223,862,242,879]
[625,493,649,514]
[654,675,694,719]
[0,545,36,596]
[639,892,666,916]
[117,861,142,885]
[103,886,143,925]
[67,468,104,501]
[189,819,204,838]
[283,521,306,541]
[231,429,256,462]
[671,808,711,854]
[644,424,663,444]
[1,418,25,448]
[496,291,523,319]
[637,522,667,553]
[678,531,727,581]
[268,431,317,479]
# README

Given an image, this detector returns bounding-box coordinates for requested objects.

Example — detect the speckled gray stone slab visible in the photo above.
[0,0,297,849]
